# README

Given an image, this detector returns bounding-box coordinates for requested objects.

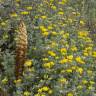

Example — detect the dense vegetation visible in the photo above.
[0,0,96,96]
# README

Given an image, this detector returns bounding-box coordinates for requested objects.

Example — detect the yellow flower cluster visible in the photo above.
[80,20,85,25]
[24,60,32,67]
[67,92,74,96]
[92,51,96,57]
[40,26,49,37]
[2,77,8,84]
[42,58,49,61]
[51,31,57,36]
[43,61,55,68]
[71,46,77,51]
[62,33,69,38]
[41,15,47,19]
[14,79,22,84]
[67,55,73,62]
[20,11,29,15]
[75,56,85,64]
[60,48,67,55]
[10,12,18,17]
[26,6,32,10]
[58,0,68,5]
[23,91,31,96]
[83,47,92,56]
[76,67,83,74]
[59,55,73,64]
[50,41,58,48]
[58,11,64,15]
[59,57,68,64]
[78,31,89,38]
[58,77,68,84]
[35,86,52,96]
[48,50,56,57]
[51,5,57,10]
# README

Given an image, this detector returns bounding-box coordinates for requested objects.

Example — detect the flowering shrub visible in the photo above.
[0,0,96,96]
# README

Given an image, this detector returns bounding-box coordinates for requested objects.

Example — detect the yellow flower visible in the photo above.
[87,70,92,75]
[71,46,77,51]
[59,31,64,35]
[41,15,47,19]
[42,58,49,61]
[58,0,67,5]
[48,25,53,30]
[34,94,40,96]
[1,22,5,26]
[67,92,74,96]
[59,58,68,64]
[88,44,93,47]
[82,80,88,84]
[43,63,50,68]
[90,81,95,85]
[50,41,57,48]
[20,11,29,15]
[85,47,92,51]
[77,85,83,89]
[26,6,32,10]
[83,52,89,56]
[42,31,49,37]
[58,78,67,84]
[28,67,35,72]
[66,69,72,73]
[58,11,64,15]
[76,67,83,74]
[75,56,85,64]
[62,33,69,38]
[35,15,39,19]
[51,5,57,10]
[38,88,43,93]
[80,20,85,25]
[23,91,30,96]
[60,48,67,54]
[43,61,54,68]
[67,55,73,62]
[2,77,8,84]
[48,90,53,94]
[42,86,49,91]
[3,34,8,39]
[14,79,22,84]
[48,51,56,57]
[85,37,92,43]
[92,51,96,57]
[51,31,57,36]
[41,94,46,96]
[55,56,59,60]
[40,26,48,32]
[24,60,32,67]
[83,47,92,56]
[71,66,77,70]
[88,86,93,90]
[78,31,88,38]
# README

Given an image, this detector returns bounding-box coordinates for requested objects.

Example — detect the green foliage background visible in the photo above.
[0,0,96,96]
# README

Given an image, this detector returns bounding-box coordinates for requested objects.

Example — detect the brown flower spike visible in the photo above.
[15,20,28,79]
